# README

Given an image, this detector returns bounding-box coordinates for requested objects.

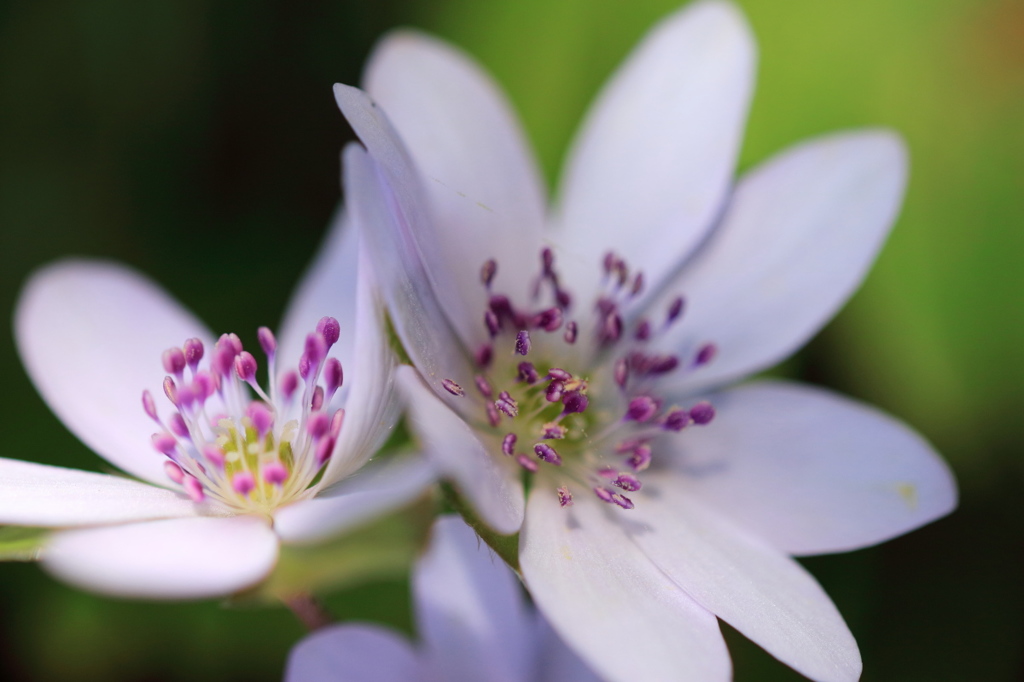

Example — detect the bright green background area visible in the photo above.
[1,0,1021,679]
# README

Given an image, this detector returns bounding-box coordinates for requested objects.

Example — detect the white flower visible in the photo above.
[3,216,433,599]
[285,515,603,682]
[329,1,958,680]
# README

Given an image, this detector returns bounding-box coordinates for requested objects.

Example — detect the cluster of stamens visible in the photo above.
[142,317,345,515]
[443,249,717,511]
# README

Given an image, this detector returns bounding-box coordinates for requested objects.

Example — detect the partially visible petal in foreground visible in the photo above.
[285,624,424,682]
[43,516,278,599]
[415,516,534,682]
[0,458,202,527]
[534,617,605,682]
[520,489,731,682]
[14,260,214,486]
[398,366,524,535]
[627,487,861,682]
[666,380,957,556]
[274,454,435,545]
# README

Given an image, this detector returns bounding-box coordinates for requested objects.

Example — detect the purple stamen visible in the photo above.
[626,396,659,423]
[694,343,717,367]
[545,380,564,403]
[247,402,273,439]
[203,445,226,468]
[615,474,642,492]
[541,423,566,439]
[541,247,554,274]
[481,259,497,288]
[517,362,539,384]
[235,351,258,382]
[502,433,517,456]
[330,409,345,438]
[163,376,179,406]
[307,412,330,440]
[533,307,563,332]
[223,333,243,356]
[667,296,685,324]
[298,354,313,381]
[311,386,325,411]
[635,320,651,341]
[184,338,204,370]
[212,345,236,377]
[305,332,328,366]
[280,371,299,401]
[663,408,690,431]
[164,461,185,484]
[611,493,634,510]
[594,487,614,503]
[316,317,341,348]
[163,347,186,377]
[564,321,578,344]
[650,356,680,374]
[176,384,196,409]
[324,358,344,399]
[562,391,589,414]
[152,433,178,456]
[475,375,493,398]
[232,472,256,497]
[547,368,572,382]
[169,413,190,439]
[627,444,652,471]
[476,345,493,368]
[263,462,288,486]
[557,486,574,507]
[142,390,158,421]
[515,330,532,356]
[184,476,205,502]
[495,392,519,418]
[484,310,500,337]
[442,379,465,397]
[602,313,623,343]
[630,272,644,297]
[614,358,629,388]
[534,443,562,465]
[555,289,572,309]
[315,437,335,466]
[258,327,277,357]
[489,295,515,323]
[516,454,539,473]
[486,402,501,427]
[192,372,217,402]
[689,401,715,425]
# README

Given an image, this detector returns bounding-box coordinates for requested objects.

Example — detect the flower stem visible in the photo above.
[284,592,334,631]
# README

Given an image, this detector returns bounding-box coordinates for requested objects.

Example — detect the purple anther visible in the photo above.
[489,295,515,322]
[162,347,186,376]
[442,379,465,397]
[564,321,578,344]
[203,445,225,468]
[627,444,653,472]
[597,466,618,479]
[594,487,614,503]
[224,333,244,355]
[316,317,341,348]
[631,272,644,297]
[614,357,629,388]
[615,438,646,454]
[541,423,567,440]
[541,247,555,274]
[517,362,539,384]
[164,461,185,484]
[667,296,685,324]
[635,320,652,341]
[615,474,642,492]
[557,486,574,507]
[305,332,329,365]
[192,372,217,402]
[232,472,256,497]
[475,375,493,398]
[602,313,623,343]
[169,413,190,439]
[475,344,493,368]
[502,433,517,456]
[495,392,519,418]
[515,330,532,356]
[324,358,344,397]
[694,343,717,367]
[562,391,589,414]
[184,476,205,503]
[152,432,178,456]
[311,386,325,411]
[547,368,572,382]
[315,437,336,466]
[611,493,635,510]
[533,307,563,332]
[486,402,501,427]
[263,462,288,486]
[602,252,616,275]
[663,408,690,431]
[176,384,196,409]
[235,351,258,382]
[163,376,179,406]
[330,409,345,437]
[184,338,204,370]
[555,289,572,309]
[212,346,236,377]
[545,380,564,403]
[650,356,680,374]
[258,326,277,357]
[280,370,299,401]
[484,310,500,337]
[534,443,562,466]
[626,396,659,423]
[481,259,497,287]
[142,390,159,421]
[689,401,715,425]
[516,454,539,473]
[247,402,274,439]
[305,412,329,440]
[298,354,313,380]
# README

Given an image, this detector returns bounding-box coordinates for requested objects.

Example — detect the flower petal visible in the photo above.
[285,624,425,682]
[652,130,908,393]
[0,458,203,527]
[397,366,524,535]
[415,516,535,682]
[519,488,731,682]
[627,486,861,682]
[553,0,755,306]
[365,31,547,334]
[14,260,214,486]
[341,136,478,400]
[662,380,956,556]
[534,617,605,682]
[274,454,435,545]
[42,515,278,599]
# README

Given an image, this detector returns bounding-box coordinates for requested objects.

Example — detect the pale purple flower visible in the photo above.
[285,516,603,682]
[328,1,957,680]
[3,218,432,599]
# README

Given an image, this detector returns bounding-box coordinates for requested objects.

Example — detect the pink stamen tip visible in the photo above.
[667,297,685,324]
[177,384,197,409]
[226,333,244,355]
[615,474,642,492]
[598,467,618,479]
[481,259,497,288]
[307,412,330,440]
[184,476,205,503]
[502,433,517,456]
[442,379,465,396]
[192,372,217,403]
[298,353,313,380]
[212,346,236,377]
[281,370,299,400]
[315,436,335,466]
[564,321,578,344]
[232,472,256,497]
[305,332,329,365]
[316,317,341,348]
[557,486,574,507]
[516,454,539,473]
[246,402,274,439]
[311,386,325,411]
[184,338,204,370]
[627,444,652,472]
[142,390,158,421]
[475,375,493,398]
[169,413,190,439]
[324,358,344,395]
[626,396,659,423]
[534,443,562,466]
[151,432,178,456]
[330,409,345,438]
[689,402,715,425]
[694,343,717,367]
[258,326,277,357]
[163,376,179,406]
[611,493,635,510]
[164,461,185,484]
[162,347,186,376]
[234,351,258,382]
[515,330,532,356]
[548,368,571,381]
[203,445,226,468]
[594,487,614,503]
[263,462,289,486]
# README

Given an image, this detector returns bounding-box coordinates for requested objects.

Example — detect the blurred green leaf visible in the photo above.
[0,527,47,562]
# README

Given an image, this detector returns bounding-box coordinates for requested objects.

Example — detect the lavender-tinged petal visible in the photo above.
[285,624,425,682]
[534,616,605,682]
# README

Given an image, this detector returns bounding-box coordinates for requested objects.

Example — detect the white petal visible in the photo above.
[0,457,202,527]
[534,617,605,682]
[14,260,214,486]
[397,366,524,535]
[277,207,359,384]
[415,516,534,682]
[365,31,547,337]
[553,0,755,306]
[285,624,425,682]
[274,454,435,545]
[663,380,956,556]
[627,486,861,682]
[43,515,278,599]
[342,137,478,399]
[652,131,908,393]
[519,489,731,682]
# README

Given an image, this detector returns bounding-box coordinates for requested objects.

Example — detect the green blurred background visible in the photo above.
[1,0,1021,679]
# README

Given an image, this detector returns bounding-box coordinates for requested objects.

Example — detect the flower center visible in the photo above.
[444,250,717,510]
[143,318,345,515]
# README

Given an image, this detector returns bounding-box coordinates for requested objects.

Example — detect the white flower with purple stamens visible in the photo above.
[329,1,957,680]
[3,219,433,599]
[285,516,604,682]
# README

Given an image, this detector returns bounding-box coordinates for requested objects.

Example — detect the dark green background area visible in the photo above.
[1,0,1021,680]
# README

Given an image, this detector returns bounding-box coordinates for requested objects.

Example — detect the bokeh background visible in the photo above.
[1,0,1022,679]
